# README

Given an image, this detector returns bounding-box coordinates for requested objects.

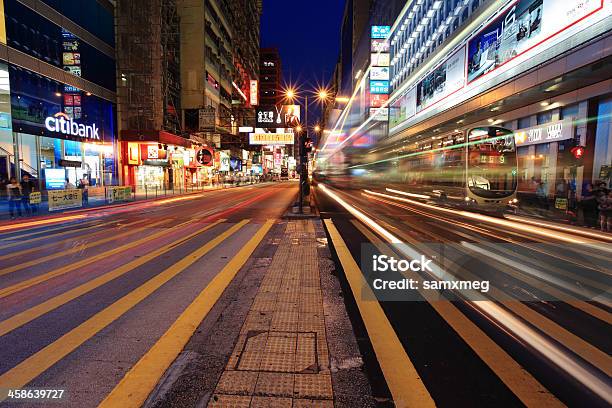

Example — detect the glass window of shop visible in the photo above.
[4,0,116,91]
[0,63,13,185]
[4,64,117,190]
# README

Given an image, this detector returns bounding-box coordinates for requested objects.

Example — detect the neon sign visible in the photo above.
[44,112,99,140]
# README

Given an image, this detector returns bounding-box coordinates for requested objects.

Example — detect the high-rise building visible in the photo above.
[0,0,119,191]
[115,0,191,191]
[178,0,262,154]
[259,48,282,107]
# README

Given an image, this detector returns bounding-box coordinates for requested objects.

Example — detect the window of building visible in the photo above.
[517,116,531,129]
[537,111,553,125]
[560,104,579,120]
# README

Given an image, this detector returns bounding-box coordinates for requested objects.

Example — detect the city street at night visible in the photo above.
[0,0,611,407]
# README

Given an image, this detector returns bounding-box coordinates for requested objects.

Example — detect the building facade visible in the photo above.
[0,0,118,193]
[259,47,282,107]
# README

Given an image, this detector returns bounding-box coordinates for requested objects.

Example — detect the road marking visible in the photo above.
[0,215,88,232]
[0,219,167,276]
[0,218,188,299]
[0,218,120,242]
[100,219,274,408]
[0,220,248,395]
[0,219,144,260]
[0,219,226,336]
[324,218,435,408]
[351,220,563,407]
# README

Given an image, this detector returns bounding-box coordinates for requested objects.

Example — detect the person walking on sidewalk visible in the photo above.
[597,190,612,232]
[6,177,23,219]
[78,175,90,206]
[19,174,36,216]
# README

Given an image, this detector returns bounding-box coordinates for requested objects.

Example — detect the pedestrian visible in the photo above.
[64,178,75,189]
[78,175,89,206]
[20,174,36,216]
[581,183,599,227]
[6,177,22,219]
[597,190,612,232]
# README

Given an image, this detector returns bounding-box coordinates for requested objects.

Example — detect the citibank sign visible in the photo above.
[45,112,100,140]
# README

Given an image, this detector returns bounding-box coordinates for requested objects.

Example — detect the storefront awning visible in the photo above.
[120,130,193,148]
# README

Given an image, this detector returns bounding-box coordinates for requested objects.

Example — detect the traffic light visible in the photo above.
[304,137,313,154]
[570,145,585,166]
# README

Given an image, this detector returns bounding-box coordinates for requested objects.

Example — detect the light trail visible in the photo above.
[363,189,610,247]
[0,215,87,232]
[318,184,612,404]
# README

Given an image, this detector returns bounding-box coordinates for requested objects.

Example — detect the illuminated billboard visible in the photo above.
[371,39,390,53]
[370,80,389,94]
[467,0,603,83]
[416,47,465,110]
[371,53,390,67]
[370,67,390,81]
[371,25,391,39]
[370,94,389,108]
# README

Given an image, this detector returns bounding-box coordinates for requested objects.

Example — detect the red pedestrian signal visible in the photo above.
[570,146,585,159]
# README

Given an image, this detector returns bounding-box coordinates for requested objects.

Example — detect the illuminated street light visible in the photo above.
[296,125,303,133]
[314,125,321,132]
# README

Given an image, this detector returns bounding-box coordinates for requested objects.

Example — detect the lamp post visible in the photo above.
[284,87,331,213]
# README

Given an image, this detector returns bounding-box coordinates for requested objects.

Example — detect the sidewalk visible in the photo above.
[144,219,375,408]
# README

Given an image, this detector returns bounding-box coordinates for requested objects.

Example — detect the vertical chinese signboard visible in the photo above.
[369,26,390,122]
[61,29,82,120]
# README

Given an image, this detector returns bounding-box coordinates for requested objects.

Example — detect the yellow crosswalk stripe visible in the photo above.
[0,219,226,336]
[0,218,185,299]
[324,219,435,408]
[0,219,168,276]
[0,218,122,242]
[350,219,564,407]
[0,219,143,260]
[100,220,274,408]
[0,220,248,397]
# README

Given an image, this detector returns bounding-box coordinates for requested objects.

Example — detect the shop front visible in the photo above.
[0,62,118,192]
[120,131,205,194]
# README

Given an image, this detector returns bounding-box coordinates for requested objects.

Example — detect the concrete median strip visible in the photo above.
[0,219,248,398]
[99,219,275,408]
[324,218,436,408]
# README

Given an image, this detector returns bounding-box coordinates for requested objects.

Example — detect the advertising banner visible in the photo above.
[467,0,602,83]
[370,80,390,94]
[106,186,132,203]
[390,87,417,128]
[370,67,390,81]
[196,148,214,166]
[44,168,67,190]
[369,107,389,121]
[416,47,465,110]
[371,39,390,53]
[256,105,301,128]
[48,189,82,211]
[371,53,390,67]
[370,94,389,108]
[371,26,391,39]
[249,133,295,145]
[29,192,41,204]
[514,119,574,147]
[218,151,230,171]
[250,80,258,106]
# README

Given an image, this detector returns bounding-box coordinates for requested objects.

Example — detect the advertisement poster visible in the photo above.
[369,107,389,121]
[370,94,389,108]
[371,39,390,53]
[390,87,417,128]
[106,186,132,203]
[48,189,82,211]
[467,0,602,83]
[370,67,390,81]
[417,47,465,110]
[219,151,230,171]
[371,26,391,39]
[256,105,300,128]
[371,53,390,67]
[370,80,390,94]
